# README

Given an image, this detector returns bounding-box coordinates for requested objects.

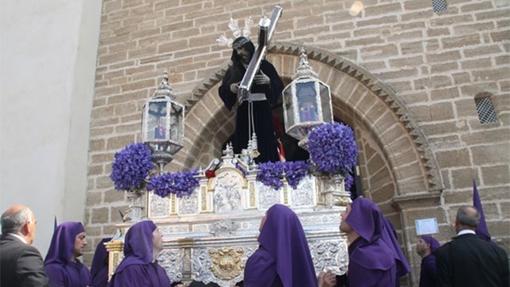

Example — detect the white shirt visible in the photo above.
[456,229,476,236]
[9,233,28,244]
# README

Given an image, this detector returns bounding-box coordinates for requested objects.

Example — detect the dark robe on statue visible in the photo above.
[109,220,171,287]
[343,198,410,287]
[90,237,111,287]
[219,37,283,163]
[244,204,317,287]
[418,236,439,287]
[44,222,91,287]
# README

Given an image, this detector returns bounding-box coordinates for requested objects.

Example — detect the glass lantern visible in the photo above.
[283,48,333,146]
[142,72,185,167]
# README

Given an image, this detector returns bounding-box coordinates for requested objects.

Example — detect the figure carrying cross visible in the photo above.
[218,6,284,163]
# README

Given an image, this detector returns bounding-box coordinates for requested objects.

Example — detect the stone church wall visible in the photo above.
[85,0,510,284]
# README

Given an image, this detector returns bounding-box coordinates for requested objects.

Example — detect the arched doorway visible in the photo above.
[171,42,444,285]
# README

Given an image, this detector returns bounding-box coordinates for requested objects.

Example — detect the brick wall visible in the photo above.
[86,0,510,285]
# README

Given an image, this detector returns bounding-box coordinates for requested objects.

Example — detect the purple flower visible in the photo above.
[110,143,153,191]
[257,161,285,190]
[344,173,354,191]
[147,170,199,198]
[283,161,309,189]
[308,122,358,176]
[257,161,310,190]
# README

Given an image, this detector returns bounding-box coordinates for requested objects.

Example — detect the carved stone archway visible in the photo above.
[172,42,444,284]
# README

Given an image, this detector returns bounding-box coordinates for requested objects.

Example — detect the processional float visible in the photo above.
[105,6,354,286]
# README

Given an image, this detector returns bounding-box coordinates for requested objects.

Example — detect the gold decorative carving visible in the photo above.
[104,240,124,281]
[208,247,244,280]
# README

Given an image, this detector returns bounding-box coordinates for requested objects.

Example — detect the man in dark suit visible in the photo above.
[0,204,49,286]
[435,205,509,287]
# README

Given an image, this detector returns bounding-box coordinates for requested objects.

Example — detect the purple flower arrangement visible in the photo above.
[283,161,309,189]
[308,122,358,176]
[147,170,199,198]
[111,121,358,197]
[256,161,310,190]
[257,162,285,190]
[110,143,154,191]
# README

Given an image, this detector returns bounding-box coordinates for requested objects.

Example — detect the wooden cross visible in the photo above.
[238,5,283,99]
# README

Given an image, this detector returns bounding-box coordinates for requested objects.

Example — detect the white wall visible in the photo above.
[0,0,102,255]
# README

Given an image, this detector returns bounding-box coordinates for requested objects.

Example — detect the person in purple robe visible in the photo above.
[108,220,171,287]
[320,198,411,287]
[416,235,440,287]
[244,204,318,287]
[44,221,91,287]
[380,217,411,286]
[90,237,111,287]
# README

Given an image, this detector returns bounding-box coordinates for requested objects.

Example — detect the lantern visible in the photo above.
[283,48,333,147]
[142,72,185,167]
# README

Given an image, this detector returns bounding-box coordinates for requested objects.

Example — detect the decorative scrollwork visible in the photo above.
[310,240,349,275]
[256,181,281,210]
[192,249,213,283]
[157,249,184,282]
[149,194,169,217]
[291,176,315,207]
[210,219,240,236]
[179,191,199,215]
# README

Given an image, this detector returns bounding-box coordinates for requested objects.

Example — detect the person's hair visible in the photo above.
[170,282,184,287]
[456,206,480,229]
[1,207,31,234]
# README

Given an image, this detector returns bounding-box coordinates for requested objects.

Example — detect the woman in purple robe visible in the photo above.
[416,235,440,287]
[337,198,409,287]
[90,237,111,287]
[381,217,411,286]
[108,220,171,287]
[44,221,91,287]
[244,204,318,287]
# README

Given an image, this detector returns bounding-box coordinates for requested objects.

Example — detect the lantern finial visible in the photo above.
[155,71,175,99]
[295,47,317,79]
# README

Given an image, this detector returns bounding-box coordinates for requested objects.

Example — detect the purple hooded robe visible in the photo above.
[108,220,171,287]
[419,235,440,287]
[345,198,409,287]
[90,237,111,287]
[244,204,318,287]
[44,222,91,287]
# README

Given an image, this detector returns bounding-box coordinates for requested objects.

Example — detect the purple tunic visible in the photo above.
[347,238,397,287]
[244,204,317,287]
[345,198,401,287]
[109,220,171,287]
[90,237,111,287]
[44,222,91,287]
[381,218,411,279]
[418,236,439,287]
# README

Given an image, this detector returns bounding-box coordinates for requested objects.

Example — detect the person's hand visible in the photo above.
[318,271,337,287]
[254,71,270,85]
[230,82,240,94]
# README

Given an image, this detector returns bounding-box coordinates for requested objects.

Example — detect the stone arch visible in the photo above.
[175,42,443,196]
[173,42,445,285]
